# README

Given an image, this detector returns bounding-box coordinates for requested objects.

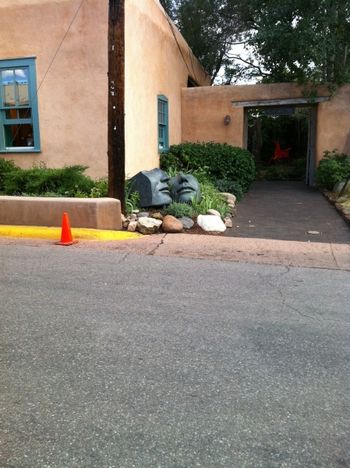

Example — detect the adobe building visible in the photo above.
[0,0,349,187]
[0,0,210,178]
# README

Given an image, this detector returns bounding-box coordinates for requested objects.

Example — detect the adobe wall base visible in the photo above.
[0,196,122,230]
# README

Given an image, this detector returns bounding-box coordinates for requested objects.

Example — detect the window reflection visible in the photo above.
[15,69,29,105]
[4,124,34,147]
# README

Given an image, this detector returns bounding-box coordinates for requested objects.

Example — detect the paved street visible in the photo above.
[1,245,350,467]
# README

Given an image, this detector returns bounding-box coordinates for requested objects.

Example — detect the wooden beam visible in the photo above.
[108,0,125,211]
[232,97,330,108]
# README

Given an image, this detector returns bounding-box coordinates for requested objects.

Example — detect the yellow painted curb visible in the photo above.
[0,225,141,241]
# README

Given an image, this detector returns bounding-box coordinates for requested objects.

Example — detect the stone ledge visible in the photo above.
[0,196,122,230]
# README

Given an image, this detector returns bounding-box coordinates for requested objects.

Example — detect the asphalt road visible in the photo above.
[1,245,349,467]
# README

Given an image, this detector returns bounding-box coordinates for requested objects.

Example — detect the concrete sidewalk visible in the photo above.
[1,233,349,271]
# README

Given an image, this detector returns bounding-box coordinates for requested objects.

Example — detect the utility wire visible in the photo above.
[7,0,85,147]
[37,0,86,93]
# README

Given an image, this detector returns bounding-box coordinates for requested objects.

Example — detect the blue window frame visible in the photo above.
[0,57,40,152]
[158,95,169,152]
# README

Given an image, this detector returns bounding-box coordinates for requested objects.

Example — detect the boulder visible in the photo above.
[221,192,237,205]
[162,215,183,233]
[137,217,162,235]
[127,220,138,232]
[224,217,233,228]
[151,211,163,220]
[121,214,129,229]
[179,216,194,230]
[137,211,150,218]
[197,214,226,233]
[207,209,221,217]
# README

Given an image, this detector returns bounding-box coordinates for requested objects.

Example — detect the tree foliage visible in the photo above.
[160,0,350,86]
[240,0,350,85]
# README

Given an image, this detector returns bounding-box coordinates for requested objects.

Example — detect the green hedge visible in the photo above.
[0,159,107,197]
[316,150,350,190]
[160,142,255,194]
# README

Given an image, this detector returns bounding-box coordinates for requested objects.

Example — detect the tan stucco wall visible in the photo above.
[0,0,209,179]
[317,85,350,159]
[124,0,210,177]
[0,0,108,177]
[182,83,350,164]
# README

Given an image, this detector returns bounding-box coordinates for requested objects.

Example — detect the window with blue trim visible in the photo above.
[158,95,168,152]
[0,58,40,152]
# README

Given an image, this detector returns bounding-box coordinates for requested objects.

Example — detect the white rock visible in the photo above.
[137,217,162,235]
[207,209,221,217]
[197,214,226,233]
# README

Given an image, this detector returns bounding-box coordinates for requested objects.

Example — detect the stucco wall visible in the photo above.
[182,83,350,164]
[0,0,108,177]
[317,85,350,158]
[124,0,210,177]
[0,0,209,179]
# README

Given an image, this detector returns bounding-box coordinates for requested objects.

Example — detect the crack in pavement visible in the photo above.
[148,234,167,256]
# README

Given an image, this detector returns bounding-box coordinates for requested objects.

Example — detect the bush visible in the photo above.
[2,164,95,196]
[89,178,108,198]
[125,178,141,215]
[258,158,307,182]
[316,150,350,190]
[160,142,255,192]
[191,180,230,218]
[213,179,244,201]
[0,158,19,192]
[164,202,194,218]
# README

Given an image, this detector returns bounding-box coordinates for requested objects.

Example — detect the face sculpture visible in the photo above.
[130,168,172,207]
[170,172,201,204]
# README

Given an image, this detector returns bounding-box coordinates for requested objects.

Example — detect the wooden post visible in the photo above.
[108,0,125,211]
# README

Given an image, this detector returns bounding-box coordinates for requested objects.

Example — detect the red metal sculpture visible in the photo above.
[270,141,291,163]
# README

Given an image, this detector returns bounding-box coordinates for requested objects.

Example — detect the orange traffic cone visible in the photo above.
[56,212,76,246]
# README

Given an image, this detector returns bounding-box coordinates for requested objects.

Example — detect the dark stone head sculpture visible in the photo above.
[130,168,172,207]
[169,172,201,204]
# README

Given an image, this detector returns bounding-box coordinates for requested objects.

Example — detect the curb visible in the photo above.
[0,225,141,241]
[321,190,350,227]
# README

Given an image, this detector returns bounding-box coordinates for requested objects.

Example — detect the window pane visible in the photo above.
[5,109,18,119]
[15,69,29,106]
[158,101,167,125]
[18,108,31,119]
[5,109,31,119]
[1,70,15,107]
[4,124,34,147]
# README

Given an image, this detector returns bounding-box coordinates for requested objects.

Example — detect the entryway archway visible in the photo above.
[232,96,329,186]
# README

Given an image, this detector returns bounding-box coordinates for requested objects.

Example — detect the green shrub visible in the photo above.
[0,158,19,192]
[125,178,141,215]
[213,179,244,201]
[258,158,307,182]
[89,178,108,198]
[160,142,255,192]
[191,180,230,218]
[316,150,350,190]
[2,164,95,196]
[164,202,194,218]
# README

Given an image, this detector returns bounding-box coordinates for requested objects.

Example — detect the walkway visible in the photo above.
[226,181,350,243]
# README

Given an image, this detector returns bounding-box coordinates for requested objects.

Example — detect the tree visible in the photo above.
[162,0,350,86]
[161,0,246,83]
[238,0,350,85]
